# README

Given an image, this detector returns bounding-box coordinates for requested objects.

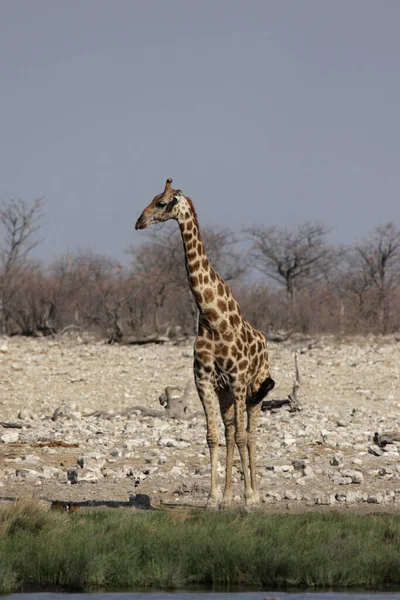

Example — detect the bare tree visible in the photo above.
[0,197,45,334]
[50,249,137,341]
[351,223,400,333]
[246,221,336,306]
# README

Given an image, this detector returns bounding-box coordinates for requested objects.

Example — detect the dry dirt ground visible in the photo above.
[1,333,400,513]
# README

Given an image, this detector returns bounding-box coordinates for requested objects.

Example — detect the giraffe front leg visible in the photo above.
[217,388,235,510]
[246,364,272,505]
[233,382,256,507]
[246,401,262,505]
[195,365,220,510]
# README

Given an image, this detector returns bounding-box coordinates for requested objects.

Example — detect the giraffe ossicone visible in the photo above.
[135,178,275,509]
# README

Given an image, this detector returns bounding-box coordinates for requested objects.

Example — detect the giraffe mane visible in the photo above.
[185,196,200,231]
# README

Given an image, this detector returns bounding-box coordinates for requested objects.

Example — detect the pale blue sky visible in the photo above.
[1,1,399,262]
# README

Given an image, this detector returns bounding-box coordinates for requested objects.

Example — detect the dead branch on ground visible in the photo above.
[373,431,400,447]
[261,351,301,413]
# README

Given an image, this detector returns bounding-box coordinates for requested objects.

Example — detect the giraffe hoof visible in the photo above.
[219,498,233,511]
[243,491,260,511]
[205,497,220,511]
[205,503,219,512]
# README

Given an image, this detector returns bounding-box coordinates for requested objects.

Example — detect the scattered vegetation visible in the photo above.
[1,500,400,593]
[1,197,400,339]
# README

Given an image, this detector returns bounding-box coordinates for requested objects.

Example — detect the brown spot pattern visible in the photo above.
[220,320,229,334]
[217,345,229,357]
[203,288,214,303]
[197,350,213,364]
[225,358,234,371]
[217,299,227,312]
[222,331,234,342]
[204,308,219,321]
[228,299,236,311]
[229,313,241,327]
[238,358,249,371]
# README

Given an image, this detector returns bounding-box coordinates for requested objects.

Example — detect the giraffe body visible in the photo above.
[136,179,274,508]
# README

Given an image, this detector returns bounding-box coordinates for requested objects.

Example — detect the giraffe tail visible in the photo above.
[248,376,275,405]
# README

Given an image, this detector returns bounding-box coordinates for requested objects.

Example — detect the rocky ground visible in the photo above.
[1,332,400,513]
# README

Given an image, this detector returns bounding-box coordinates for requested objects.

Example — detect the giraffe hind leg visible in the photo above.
[248,376,275,405]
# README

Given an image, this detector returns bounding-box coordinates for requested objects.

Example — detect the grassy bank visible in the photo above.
[1,500,400,594]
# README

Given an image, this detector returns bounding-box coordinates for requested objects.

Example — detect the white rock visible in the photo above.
[333,475,353,485]
[303,466,315,478]
[1,431,19,443]
[314,494,336,505]
[340,469,364,484]
[367,494,384,504]
[169,466,182,476]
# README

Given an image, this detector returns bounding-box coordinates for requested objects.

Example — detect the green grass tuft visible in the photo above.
[1,501,400,593]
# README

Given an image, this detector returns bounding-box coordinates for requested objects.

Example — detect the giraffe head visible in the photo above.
[135,178,186,230]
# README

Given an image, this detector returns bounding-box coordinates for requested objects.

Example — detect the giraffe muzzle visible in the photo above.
[135,215,148,230]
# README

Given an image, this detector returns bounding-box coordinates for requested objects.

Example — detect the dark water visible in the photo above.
[4,592,400,600]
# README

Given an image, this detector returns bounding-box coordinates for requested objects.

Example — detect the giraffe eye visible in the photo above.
[157,201,167,208]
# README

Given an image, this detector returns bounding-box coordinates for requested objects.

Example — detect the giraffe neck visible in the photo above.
[178,202,220,319]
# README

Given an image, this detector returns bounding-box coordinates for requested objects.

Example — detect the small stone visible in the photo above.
[1,431,19,443]
[129,494,152,509]
[314,493,336,505]
[67,469,78,484]
[292,459,306,470]
[15,468,40,480]
[367,494,384,504]
[340,469,364,484]
[281,437,296,446]
[169,466,182,476]
[333,475,353,485]
[77,469,99,483]
[330,454,344,467]
[158,437,177,447]
[283,491,300,501]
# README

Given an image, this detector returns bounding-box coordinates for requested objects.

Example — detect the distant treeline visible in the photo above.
[1,197,399,340]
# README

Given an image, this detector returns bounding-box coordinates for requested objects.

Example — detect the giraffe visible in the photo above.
[135,179,275,509]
